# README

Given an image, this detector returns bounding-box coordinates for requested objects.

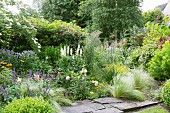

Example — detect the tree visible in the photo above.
[0,1,40,52]
[143,8,164,24]
[79,0,144,39]
[41,0,85,25]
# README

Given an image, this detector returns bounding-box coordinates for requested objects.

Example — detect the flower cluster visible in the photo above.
[60,45,83,57]
[0,61,12,69]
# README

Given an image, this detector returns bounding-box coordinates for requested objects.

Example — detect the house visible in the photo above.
[155,1,170,16]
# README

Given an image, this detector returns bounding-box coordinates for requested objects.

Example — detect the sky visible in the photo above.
[8,0,170,13]
[142,0,169,12]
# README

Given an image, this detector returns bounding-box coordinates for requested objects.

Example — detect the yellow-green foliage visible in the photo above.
[128,22,170,67]
[148,42,170,81]
[4,97,56,113]
[162,80,170,106]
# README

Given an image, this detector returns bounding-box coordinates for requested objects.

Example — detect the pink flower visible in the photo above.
[34,74,39,81]
[92,80,98,86]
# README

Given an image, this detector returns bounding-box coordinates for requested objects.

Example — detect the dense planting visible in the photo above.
[1,0,170,112]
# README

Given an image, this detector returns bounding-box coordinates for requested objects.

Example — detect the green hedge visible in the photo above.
[29,18,87,48]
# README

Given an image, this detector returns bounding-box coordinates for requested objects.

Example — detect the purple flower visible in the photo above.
[28,70,32,77]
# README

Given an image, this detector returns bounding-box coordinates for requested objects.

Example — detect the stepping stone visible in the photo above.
[62,105,93,113]
[93,108,123,113]
[134,100,160,107]
[76,100,93,105]
[103,104,113,108]
[93,97,124,104]
[111,102,138,111]
[87,103,105,111]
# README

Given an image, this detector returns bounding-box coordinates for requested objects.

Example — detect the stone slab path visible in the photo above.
[62,97,160,113]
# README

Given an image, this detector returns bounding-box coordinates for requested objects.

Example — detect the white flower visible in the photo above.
[81,68,87,74]
[17,77,21,83]
[90,92,94,94]
[76,48,79,56]
[63,46,66,56]
[67,46,70,55]
[60,47,64,56]
[60,47,66,56]
[80,49,83,55]
[46,56,48,60]
[92,80,98,86]
[70,48,73,56]
[66,76,70,80]
[78,44,80,49]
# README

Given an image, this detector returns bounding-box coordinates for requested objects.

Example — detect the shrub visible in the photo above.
[143,8,164,24]
[29,18,87,49]
[0,2,40,52]
[161,79,170,106]
[38,46,60,67]
[128,22,170,68]
[3,97,56,113]
[148,41,170,81]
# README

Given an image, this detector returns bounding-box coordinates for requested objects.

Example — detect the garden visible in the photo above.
[1,0,170,113]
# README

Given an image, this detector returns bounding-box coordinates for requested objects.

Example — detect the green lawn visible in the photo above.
[138,106,169,113]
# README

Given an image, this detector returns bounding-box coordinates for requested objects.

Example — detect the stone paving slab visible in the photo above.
[111,102,138,111]
[62,97,160,113]
[62,105,94,113]
[87,103,105,111]
[93,108,123,113]
[93,97,124,104]
[135,100,160,107]
[111,101,160,112]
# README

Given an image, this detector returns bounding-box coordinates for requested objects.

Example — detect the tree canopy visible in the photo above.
[41,0,83,22]
[79,0,144,38]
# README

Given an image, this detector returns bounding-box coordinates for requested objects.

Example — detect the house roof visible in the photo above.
[155,3,167,11]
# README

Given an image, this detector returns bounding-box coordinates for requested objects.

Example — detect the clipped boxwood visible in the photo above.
[161,79,170,106]
[29,18,87,48]
[4,97,55,113]
[148,41,170,81]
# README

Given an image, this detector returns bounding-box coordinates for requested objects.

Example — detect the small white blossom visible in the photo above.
[81,68,87,74]
[76,48,79,55]
[90,92,94,94]
[67,46,70,55]
[17,77,21,83]
[80,49,83,55]
[78,44,80,49]
[70,48,73,56]
[66,76,70,80]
